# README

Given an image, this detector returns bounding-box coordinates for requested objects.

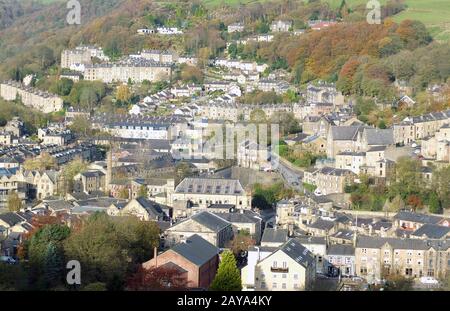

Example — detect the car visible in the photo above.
[314,189,323,196]
[412,143,418,148]
[291,182,299,186]
[0,256,17,265]
[420,276,439,285]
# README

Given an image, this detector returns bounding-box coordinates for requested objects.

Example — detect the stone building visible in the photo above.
[142,234,219,289]
[355,236,450,280]
[0,81,63,113]
[165,211,234,248]
[170,177,252,213]
[84,59,172,83]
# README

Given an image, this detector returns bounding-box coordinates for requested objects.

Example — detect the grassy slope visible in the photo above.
[323,0,450,41]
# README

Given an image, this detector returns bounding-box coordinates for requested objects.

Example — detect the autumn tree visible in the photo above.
[180,65,204,84]
[226,231,256,257]
[210,250,242,291]
[116,85,132,103]
[117,188,130,200]
[59,157,89,195]
[63,212,128,288]
[23,152,57,171]
[126,266,189,291]
[7,191,22,212]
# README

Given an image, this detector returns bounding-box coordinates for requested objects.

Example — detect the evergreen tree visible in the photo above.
[210,250,242,291]
[43,242,64,288]
[429,192,442,214]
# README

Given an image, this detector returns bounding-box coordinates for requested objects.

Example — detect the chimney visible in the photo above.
[154,247,158,268]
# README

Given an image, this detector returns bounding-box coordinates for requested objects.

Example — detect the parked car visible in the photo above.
[420,276,439,285]
[0,256,17,265]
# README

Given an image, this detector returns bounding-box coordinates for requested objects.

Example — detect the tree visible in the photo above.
[226,231,256,257]
[250,109,267,123]
[7,191,22,212]
[59,157,89,195]
[69,116,92,137]
[23,152,57,171]
[28,224,70,289]
[116,85,132,103]
[269,112,301,136]
[0,263,28,291]
[63,213,128,287]
[114,217,160,264]
[180,65,204,84]
[82,282,107,291]
[432,167,450,210]
[381,273,413,291]
[388,157,423,200]
[52,78,74,96]
[117,188,130,200]
[210,250,242,291]
[137,185,148,199]
[428,192,442,214]
[127,266,189,291]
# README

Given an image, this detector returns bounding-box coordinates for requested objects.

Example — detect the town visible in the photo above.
[0,0,449,293]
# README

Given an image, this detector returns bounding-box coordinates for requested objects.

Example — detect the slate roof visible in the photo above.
[81,170,105,178]
[327,244,355,256]
[364,128,394,146]
[332,229,354,240]
[411,224,450,239]
[330,126,363,141]
[296,235,327,245]
[135,197,167,218]
[171,234,219,266]
[394,211,443,225]
[190,211,231,232]
[279,238,315,269]
[308,218,335,231]
[261,228,288,244]
[0,212,27,227]
[356,236,450,251]
[213,211,262,224]
[175,177,245,195]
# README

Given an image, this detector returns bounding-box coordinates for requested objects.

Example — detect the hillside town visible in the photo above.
[0,0,449,293]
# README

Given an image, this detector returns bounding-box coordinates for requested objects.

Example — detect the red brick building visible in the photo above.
[143,234,219,289]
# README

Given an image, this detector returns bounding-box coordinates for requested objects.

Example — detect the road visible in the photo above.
[270,149,304,192]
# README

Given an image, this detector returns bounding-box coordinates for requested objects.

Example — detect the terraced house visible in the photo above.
[355,236,450,280]
[0,80,63,114]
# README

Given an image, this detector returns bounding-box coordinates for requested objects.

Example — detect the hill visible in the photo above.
[322,0,450,41]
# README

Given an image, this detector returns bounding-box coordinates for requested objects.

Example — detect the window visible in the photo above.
[362,249,367,254]
[260,282,266,289]
[272,283,277,289]
[273,261,277,268]
[282,262,287,269]
[293,274,298,280]
[282,283,286,289]
[282,274,287,279]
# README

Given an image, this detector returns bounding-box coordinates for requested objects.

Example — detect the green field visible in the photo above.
[323,0,450,41]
